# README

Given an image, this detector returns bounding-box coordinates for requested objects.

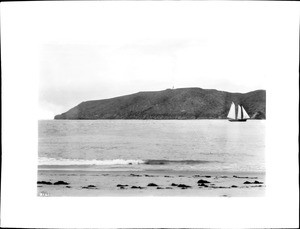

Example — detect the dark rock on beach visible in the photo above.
[87,185,96,188]
[130,174,141,177]
[197,179,210,184]
[198,183,209,187]
[210,186,229,189]
[117,184,128,187]
[231,185,238,188]
[145,174,156,177]
[66,186,71,188]
[147,183,158,187]
[170,183,191,189]
[131,186,144,189]
[244,180,263,185]
[233,175,258,179]
[157,187,164,189]
[82,185,97,189]
[193,175,211,178]
[37,181,52,185]
[53,181,69,185]
[177,184,192,189]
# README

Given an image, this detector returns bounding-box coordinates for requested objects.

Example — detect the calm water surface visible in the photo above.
[38,120,265,172]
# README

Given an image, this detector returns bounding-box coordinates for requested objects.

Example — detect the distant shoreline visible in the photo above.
[54,88,266,120]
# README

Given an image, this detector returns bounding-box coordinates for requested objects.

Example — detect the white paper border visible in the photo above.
[1,1,299,228]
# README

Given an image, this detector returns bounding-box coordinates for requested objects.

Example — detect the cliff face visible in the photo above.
[54,88,266,120]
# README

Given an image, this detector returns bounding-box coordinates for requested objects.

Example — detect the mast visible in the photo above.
[241,105,243,119]
[237,105,242,119]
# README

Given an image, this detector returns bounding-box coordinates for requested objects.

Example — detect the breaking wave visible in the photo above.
[38,157,211,166]
[39,157,144,166]
[144,159,210,165]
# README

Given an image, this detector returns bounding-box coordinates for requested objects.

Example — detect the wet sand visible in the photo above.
[37,170,265,197]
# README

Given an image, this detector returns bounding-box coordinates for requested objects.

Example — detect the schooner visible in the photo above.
[227,102,250,122]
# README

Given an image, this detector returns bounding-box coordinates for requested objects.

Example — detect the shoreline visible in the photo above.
[37,169,265,197]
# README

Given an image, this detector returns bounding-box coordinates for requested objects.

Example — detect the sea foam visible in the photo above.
[38,157,144,166]
[38,157,210,166]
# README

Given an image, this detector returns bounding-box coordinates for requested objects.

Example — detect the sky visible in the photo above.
[37,2,289,119]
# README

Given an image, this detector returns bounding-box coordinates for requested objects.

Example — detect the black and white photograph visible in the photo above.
[1,1,299,228]
[38,42,266,197]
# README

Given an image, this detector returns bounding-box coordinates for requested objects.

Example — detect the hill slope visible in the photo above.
[54,88,266,120]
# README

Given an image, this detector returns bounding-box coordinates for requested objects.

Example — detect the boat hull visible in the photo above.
[228,119,247,122]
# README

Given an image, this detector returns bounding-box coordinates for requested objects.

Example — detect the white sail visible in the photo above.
[227,102,236,119]
[237,105,242,119]
[242,106,250,119]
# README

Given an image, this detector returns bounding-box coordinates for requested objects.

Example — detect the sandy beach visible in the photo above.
[37,170,265,197]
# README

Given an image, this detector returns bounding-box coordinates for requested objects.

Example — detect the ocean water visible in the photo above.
[38,120,265,173]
